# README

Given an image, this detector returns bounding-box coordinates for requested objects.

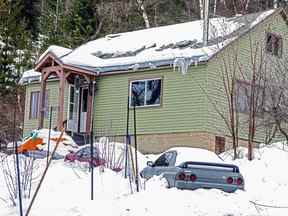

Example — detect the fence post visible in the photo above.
[14,100,23,216]
[47,106,53,165]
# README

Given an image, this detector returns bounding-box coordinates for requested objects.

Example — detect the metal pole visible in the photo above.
[90,123,94,200]
[47,106,53,165]
[133,95,139,192]
[90,81,96,200]
[124,96,130,179]
[14,94,23,216]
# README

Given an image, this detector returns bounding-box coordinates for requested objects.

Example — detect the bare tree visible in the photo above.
[206,12,272,160]
[136,0,151,28]
[235,33,268,160]
[199,0,204,19]
[1,154,40,206]
[261,51,288,145]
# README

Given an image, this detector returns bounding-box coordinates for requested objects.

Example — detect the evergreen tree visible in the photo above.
[0,0,32,94]
[38,0,68,52]
[21,0,41,40]
[65,0,97,47]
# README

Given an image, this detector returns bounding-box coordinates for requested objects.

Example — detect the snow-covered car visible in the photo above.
[140,147,244,193]
[64,145,106,167]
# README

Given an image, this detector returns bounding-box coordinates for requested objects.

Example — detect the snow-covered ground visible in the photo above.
[1,139,288,216]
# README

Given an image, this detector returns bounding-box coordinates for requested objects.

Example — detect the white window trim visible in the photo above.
[129,78,162,108]
[67,85,76,121]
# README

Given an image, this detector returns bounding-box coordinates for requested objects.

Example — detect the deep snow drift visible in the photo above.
[1,141,288,216]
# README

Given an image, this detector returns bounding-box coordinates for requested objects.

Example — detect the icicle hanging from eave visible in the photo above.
[173,57,190,75]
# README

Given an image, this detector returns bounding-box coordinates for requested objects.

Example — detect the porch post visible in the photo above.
[38,72,47,129]
[58,69,65,130]
[86,78,95,132]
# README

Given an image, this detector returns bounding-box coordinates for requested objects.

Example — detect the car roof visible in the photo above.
[165,147,223,166]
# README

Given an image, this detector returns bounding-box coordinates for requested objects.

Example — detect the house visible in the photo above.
[21,9,288,153]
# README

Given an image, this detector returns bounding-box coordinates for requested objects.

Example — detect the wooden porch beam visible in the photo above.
[57,69,65,130]
[38,72,47,129]
[43,66,63,74]
[35,53,63,71]
[65,71,72,79]
[62,65,97,77]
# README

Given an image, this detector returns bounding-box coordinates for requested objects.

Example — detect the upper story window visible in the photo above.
[129,78,162,107]
[266,33,282,57]
[236,80,265,114]
[29,91,49,119]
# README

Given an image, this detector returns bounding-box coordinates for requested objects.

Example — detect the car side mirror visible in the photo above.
[147,161,154,167]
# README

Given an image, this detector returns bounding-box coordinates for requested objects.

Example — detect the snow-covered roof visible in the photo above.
[19,69,41,84]
[37,45,72,63]
[30,9,276,80]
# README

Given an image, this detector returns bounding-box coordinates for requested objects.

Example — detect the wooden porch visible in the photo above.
[35,52,97,133]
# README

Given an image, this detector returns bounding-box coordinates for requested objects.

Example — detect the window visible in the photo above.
[266,33,282,57]
[29,91,49,119]
[130,78,162,107]
[30,91,39,119]
[236,80,265,114]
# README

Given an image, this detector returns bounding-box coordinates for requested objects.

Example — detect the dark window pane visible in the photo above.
[266,33,282,57]
[146,79,161,105]
[69,104,74,120]
[131,81,145,106]
[82,88,88,112]
[70,86,75,103]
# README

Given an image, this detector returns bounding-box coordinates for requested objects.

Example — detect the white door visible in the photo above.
[67,85,80,132]
[80,87,88,132]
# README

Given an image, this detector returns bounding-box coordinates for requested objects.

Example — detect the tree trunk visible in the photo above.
[213,0,217,17]
[274,0,278,8]
[136,0,150,28]
[199,0,203,19]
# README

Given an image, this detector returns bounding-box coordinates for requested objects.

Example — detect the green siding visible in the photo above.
[23,80,69,136]
[206,12,288,142]
[23,11,288,145]
[94,66,208,136]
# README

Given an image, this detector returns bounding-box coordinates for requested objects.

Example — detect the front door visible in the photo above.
[67,85,88,133]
